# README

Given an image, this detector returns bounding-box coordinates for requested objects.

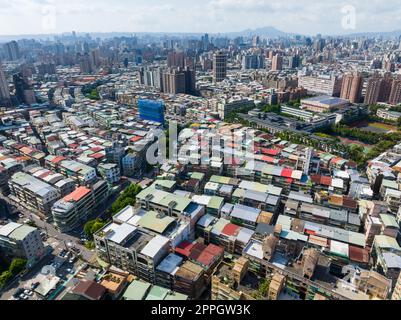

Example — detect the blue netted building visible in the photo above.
[138,99,165,124]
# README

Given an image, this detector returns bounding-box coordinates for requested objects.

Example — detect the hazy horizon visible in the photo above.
[1,0,401,37]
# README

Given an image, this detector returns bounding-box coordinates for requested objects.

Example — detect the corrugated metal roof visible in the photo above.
[145,286,169,300]
[156,253,183,275]
[231,204,260,223]
[108,223,137,245]
[123,280,151,300]
[0,222,21,237]
[330,240,349,258]
[140,235,169,258]
[236,227,254,244]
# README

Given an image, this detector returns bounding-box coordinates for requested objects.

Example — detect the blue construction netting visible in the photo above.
[138,99,165,124]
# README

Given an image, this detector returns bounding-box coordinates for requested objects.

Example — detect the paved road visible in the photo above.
[0,251,54,300]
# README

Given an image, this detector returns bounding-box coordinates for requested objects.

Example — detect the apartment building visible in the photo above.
[211,259,256,300]
[0,222,45,267]
[52,181,109,233]
[136,187,205,236]
[217,98,254,120]
[98,163,121,185]
[59,160,97,185]
[9,172,60,217]
[94,222,169,284]
[392,272,401,300]
[298,74,342,96]
[26,166,76,198]
[377,109,401,122]
[94,204,193,283]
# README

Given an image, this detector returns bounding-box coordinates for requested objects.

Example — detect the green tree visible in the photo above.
[9,258,26,276]
[84,219,106,240]
[0,271,13,289]
[111,184,143,214]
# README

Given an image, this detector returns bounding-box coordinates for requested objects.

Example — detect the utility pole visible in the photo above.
[63,240,69,252]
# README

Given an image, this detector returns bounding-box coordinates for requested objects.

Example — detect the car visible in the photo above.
[13,288,24,299]
[19,294,26,300]
[69,255,77,263]
[24,289,33,296]
[59,250,67,257]
[18,214,24,219]
[31,282,39,290]
[66,268,72,273]
[70,247,80,254]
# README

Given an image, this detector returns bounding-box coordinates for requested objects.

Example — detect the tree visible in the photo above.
[0,271,12,289]
[111,183,143,215]
[84,219,106,240]
[9,259,26,276]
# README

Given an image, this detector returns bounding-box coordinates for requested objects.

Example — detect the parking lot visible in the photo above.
[0,245,84,301]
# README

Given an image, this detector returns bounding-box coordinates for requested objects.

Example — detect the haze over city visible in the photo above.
[1,0,401,36]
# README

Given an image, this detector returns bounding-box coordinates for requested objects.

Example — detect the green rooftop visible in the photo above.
[123,280,151,300]
[380,214,399,229]
[9,225,36,241]
[374,235,401,251]
[138,211,176,234]
[208,196,224,210]
[164,292,188,300]
[145,285,169,300]
[189,172,205,181]
[158,193,192,212]
[152,179,177,190]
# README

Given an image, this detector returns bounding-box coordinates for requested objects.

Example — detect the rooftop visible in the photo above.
[63,186,91,202]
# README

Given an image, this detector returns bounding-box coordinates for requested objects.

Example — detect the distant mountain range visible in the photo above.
[337,30,401,39]
[1,26,401,42]
[222,26,292,38]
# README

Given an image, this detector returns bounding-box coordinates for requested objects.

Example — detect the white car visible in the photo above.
[24,290,33,296]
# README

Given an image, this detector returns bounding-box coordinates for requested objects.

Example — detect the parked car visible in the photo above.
[13,288,24,299]
[31,282,39,290]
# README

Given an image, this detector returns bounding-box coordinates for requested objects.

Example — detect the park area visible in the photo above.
[350,121,399,134]
[338,137,373,154]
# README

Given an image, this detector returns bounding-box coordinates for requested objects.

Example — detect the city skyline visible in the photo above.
[1,0,401,36]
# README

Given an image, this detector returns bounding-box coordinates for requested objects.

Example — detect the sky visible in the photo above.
[1,0,401,36]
